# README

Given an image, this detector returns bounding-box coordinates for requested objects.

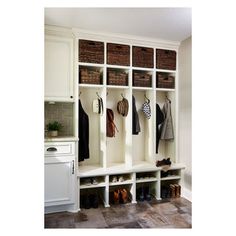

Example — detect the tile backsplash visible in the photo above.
[44,102,74,137]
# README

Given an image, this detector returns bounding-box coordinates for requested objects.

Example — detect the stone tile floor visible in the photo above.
[44,197,192,228]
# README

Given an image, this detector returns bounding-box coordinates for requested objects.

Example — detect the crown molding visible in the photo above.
[45,24,180,50]
[45,24,74,38]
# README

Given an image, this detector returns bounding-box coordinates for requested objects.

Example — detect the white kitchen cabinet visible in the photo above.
[44,155,75,207]
[45,35,74,101]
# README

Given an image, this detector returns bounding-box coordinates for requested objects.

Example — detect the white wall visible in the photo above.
[178,36,192,201]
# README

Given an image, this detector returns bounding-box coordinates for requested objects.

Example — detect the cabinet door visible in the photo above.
[45,35,73,101]
[44,156,75,206]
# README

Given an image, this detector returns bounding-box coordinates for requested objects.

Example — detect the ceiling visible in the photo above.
[45,8,191,42]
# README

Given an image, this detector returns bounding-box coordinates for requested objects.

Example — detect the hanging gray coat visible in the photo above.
[160,100,174,140]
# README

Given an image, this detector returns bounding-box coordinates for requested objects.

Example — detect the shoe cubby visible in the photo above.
[136,182,157,202]
[155,90,176,163]
[160,169,181,180]
[161,181,181,199]
[109,173,133,186]
[78,87,106,171]
[106,88,131,168]
[109,185,133,205]
[80,187,105,209]
[80,176,106,189]
[132,90,155,167]
[136,171,158,183]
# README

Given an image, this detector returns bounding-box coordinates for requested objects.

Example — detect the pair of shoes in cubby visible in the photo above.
[161,186,171,199]
[81,193,99,209]
[83,178,98,185]
[111,176,124,183]
[137,186,151,201]
[169,184,181,198]
[161,184,181,199]
[161,170,169,178]
[112,189,128,204]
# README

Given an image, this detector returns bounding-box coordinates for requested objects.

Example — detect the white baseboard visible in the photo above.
[182,187,192,202]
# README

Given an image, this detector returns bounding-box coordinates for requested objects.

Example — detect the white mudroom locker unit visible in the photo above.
[44,24,185,213]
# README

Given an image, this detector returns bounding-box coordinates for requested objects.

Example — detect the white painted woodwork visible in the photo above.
[44,156,75,206]
[44,25,187,212]
[44,142,75,156]
[45,35,73,101]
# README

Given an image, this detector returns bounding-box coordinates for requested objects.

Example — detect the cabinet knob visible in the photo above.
[46,147,57,152]
[70,96,73,98]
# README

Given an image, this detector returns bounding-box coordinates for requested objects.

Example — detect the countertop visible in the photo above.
[44,136,79,142]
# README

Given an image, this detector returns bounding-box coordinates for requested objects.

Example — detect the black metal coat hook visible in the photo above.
[144,94,150,103]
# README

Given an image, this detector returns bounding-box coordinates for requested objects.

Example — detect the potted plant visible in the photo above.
[46,121,63,137]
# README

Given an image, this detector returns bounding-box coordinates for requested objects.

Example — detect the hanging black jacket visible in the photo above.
[79,100,89,161]
[156,103,164,153]
[132,95,141,135]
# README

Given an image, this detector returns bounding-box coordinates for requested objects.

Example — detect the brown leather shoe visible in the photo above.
[120,189,128,203]
[174,184,181,197]
[169,184,176,198]
[114,190,120,204]
[156,159,166,167]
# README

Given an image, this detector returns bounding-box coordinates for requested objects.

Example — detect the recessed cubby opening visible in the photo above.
[80,176,106,188]
[160,169,181,179]
[80,187,105,209]
[44,101,75,137]
[136,171,157,182]
[109,184,133,205]
[109,173,132,185]
[136,182,157,202]
[132,90,154,167]
[132,70,153,88]
[156,72,175,89]
[155,90,176,163]
[78,87,105,170]
[161,179,181,199]
[107,68,129,86]
[106,88,130,168]
[79,65,103,85]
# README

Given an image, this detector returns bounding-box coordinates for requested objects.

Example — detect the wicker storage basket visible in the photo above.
[157,73,175,89]
[107,69,128,86]
[133,71,152,87]
[132,46,154,68]
[79,40,104,64]
[156,49,176,70]
[79,67,102,84]
[107,43,130,66]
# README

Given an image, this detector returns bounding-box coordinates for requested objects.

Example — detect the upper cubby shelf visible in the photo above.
[78,39,177,71]
[107,43,130,66]
[79,39,104,64]
[156,49,176,70]
[132,46,154,68]
[132,70,152,88]
[79,65,103,85]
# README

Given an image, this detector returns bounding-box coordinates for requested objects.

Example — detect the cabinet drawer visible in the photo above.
[44,142,75,156]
